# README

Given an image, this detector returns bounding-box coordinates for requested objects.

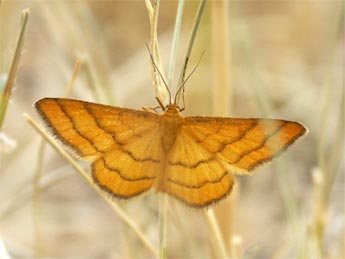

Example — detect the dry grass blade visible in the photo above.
[0,9,29,130]
[209,1,233,257]
[168,0,185,88]
[145,1,169,257]
[146,0,168,105]
[204,210,228,258]
[0,170,72,220]
[176,0,207,102]
[212,0,231,116]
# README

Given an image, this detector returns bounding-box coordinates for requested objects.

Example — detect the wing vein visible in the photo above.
[215,121,258,153]
[100,157,155,181]
[231,121,287,164]
[168,157,215,168]
[56,100,102,153]
[168,171,228,189]
[84,104,160,163]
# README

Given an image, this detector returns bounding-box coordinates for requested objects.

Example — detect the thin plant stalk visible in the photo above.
[310,168,325,258]
[150,0,165,80]
[168,0,185,90]
[24,114,158,257]
[236,25,301,243]
[0,9,29,130]
[176,0,207,105]
[158,193,168,259]
[63,59,81,97]
[230,235,243,259]
[204,209,228,258]
[37,1,115,105]
[317,2,345,211]
[211,0,231,116]
[307,5,344,257]
[145,0,168,105]
[156,2,187,258]
[83,57,105,103]
[33,141,46,258]
[209,0,233,257]
[32,58,81,257]
[326,90,344,198]
[146,1,170,257]
[0,169,73,220]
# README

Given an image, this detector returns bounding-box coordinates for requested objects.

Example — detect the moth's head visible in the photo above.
[164,104,181,114]
[147,45,202,114]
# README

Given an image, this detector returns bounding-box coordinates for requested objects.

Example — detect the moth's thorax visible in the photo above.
[160,107,183,153]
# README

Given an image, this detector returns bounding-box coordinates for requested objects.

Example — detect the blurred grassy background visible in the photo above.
[0,1,344,258]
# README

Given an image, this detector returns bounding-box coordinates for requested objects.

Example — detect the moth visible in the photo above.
[35,96,307,208]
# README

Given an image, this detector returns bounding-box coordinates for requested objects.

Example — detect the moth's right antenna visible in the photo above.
[174,50,205,106]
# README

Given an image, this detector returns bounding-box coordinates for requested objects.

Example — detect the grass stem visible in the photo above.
[168,0,185,91]
[176,0,207,95]
[145,0,168,105]
[210,1,233,256]
[158,193,168,259]
[0,9,29,130]
[33,141,46,258]
[204,209,228,258]
[0,170,73,220]
[211,0,231,116]
[63,59,81,97]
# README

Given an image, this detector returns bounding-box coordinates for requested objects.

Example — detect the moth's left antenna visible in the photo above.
[145,43,172,106]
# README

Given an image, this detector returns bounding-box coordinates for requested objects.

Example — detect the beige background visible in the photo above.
[0,1,343,258]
